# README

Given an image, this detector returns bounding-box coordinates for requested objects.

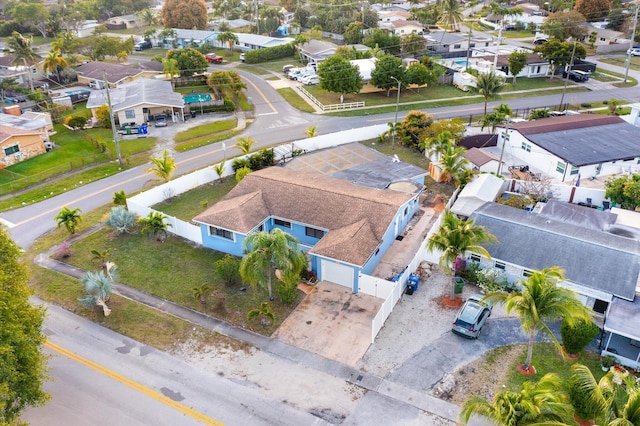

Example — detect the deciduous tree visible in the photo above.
[7,2,50,38]
[162,0,208,30]
[370,54,405,97]
[605,173,640,210]
[0,227,49,424]
[575,0,611,22]
[166,47,208,77]
[541,10,588,41]
[507,50,528,84]
[317,55,363,103]
[534,39,587,80]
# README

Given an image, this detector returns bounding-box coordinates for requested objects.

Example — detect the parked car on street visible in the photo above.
[205,54,224,63]
[451,294,493,339]
[282,64,296,74]
[563,69,590,82]
[134,40,152,51]
[628,48,640,57]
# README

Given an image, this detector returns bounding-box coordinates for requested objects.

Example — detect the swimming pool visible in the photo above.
[183,93,213,104]
[454,60,469,67]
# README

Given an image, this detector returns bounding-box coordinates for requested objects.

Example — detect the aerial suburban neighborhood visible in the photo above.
[1,0,640,424]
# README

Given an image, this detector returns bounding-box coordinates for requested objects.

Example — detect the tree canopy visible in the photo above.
[541,10,588,41]
[507,51,528,84]
[605,173,640,210]
[0,227,49,423]
[370,54,405,97]
[317,55,363,103]
[534,39,587,80]
[574,0,611,22]
[166,48,208,77]
[162,0,208,30]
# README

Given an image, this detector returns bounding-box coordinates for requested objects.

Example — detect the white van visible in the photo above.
[88,80,105,89]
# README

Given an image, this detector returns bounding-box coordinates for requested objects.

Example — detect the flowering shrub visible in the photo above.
[476,268,510,293]
[610,365,629,385]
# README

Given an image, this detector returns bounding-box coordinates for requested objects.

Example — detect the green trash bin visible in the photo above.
[125,125,132,135]
[454,277,465,294]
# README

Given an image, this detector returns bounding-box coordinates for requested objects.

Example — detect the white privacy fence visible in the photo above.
[368,187,460,343]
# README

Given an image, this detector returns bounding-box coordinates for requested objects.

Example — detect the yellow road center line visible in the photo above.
[44,340,224,426]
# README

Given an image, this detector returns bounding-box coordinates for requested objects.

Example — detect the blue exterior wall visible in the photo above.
[199,225,247,257]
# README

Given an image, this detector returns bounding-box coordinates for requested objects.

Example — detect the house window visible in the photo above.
[4,144,19,156]
[257,224,263,232]
[522,269,533,277]
[556,161,566,174]
[305,227,324,238]
[453,44,461,49]
[569,165,579,175]
[274,218,291,228]
[521,142,531,152]
[494,261,506,270]
[374,248,380,256]
[470,253,481,262]
[404,206,409,216]
[208,226,233,240]
[125,109,135,119]
[593,299,609,314]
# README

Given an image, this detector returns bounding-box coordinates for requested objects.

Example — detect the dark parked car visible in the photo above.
[563,69,590,82]
[452,294,493,339]
[134,40,152,51]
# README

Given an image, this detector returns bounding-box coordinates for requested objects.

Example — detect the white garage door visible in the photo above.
[321,259,354,289]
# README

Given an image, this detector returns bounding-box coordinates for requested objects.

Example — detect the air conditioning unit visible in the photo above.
[15,153,21,160]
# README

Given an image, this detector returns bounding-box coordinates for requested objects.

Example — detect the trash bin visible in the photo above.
[454,277,465,294]
[125,125,131,135]
[191,111,196,118]
[406,273,420,295]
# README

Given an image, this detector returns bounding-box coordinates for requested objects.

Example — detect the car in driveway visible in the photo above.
[563,69,590,82]
[205,54,224,63]
[134,40,152,51]
[452,294,493,339]
[154,115,167,127]
[628,48,640,57]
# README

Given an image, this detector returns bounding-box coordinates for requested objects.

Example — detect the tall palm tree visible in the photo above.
[0,77,18,102]
[235,136,256,155]
[485,267,592,373]
[137,8,157,26]
[145,149,176,183]
[239,228,307,301]
[423,131,453,162]
[216,31,238,51]
[55,206,82,234]
[440,0,464,32]
[7,31,41,92]
[474,71,505,115]
[459,373,572,425]
[439,142,469,185]
[43,49,69,82]
[427,210,497,300]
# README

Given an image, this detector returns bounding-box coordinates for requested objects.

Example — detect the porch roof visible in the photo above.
[605,296,640,340]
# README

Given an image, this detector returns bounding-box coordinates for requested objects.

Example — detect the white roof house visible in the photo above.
[450,173,505,217]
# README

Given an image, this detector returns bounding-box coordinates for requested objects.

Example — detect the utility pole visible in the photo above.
[559,40,577,109]
[390,76,401,152]
[493,23,503,71]
[624,1,639,83]
[104,72,123,166]
[465,25,473,69]
[497,117,510,177]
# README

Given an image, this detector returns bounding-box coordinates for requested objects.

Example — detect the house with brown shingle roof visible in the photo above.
[193,166,423,292]
[75,61,164,88]
[496,114,640,182]
[0,124,46,167]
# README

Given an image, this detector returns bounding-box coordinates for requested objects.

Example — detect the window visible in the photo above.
[305,227,324,238]
[4,144,19,156]
[521,142,531,152]
[569,165,579,175]
[593,299,609,314]
[453,44,461,49]
[404,206,409,216]
[257,224,263,232]
[374,248,380,256]
[208,226,233,240]
[522,269,533,277]
[556,161,566,174]
[470,43,476,48]
[470,253,481,262]
[494,261,506,270]
[274,218,291,228]
[125,109,135,119]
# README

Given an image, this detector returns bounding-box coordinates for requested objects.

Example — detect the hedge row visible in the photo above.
[244,43,295,64]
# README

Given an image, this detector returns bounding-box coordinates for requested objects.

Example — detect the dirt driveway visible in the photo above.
[273,281,382,367]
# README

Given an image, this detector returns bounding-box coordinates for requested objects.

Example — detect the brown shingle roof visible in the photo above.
[0,124,39,143]
[75,61,163,84]
[193,167,413,266]
[509,114,624,136]
[463,147,499,167]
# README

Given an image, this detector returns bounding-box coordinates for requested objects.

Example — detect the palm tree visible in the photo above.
[235,136,256,155]
[427,210,497,301]
[145,149,176,183]
[162,58,179,88]
[213,161,226,178]
[216,31,238,51]
[459,373,572,425]
[485,267,592,373]
[7,31,41,92]
[79,262,117,316]
[137,8,157,26]
[439,142,469,185]
[423,131,453,162]
[43,49,68,82]
[305,125,317,138]
[55,206,82,234]
[239,228,307,301]
[474,71,505,115]
[440,0,464,32]
[0,77,18,102]
[138,211,172,241]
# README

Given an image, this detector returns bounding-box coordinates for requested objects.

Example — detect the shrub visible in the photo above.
[463,261,482,283]
[560,318,600,355]
[475,268,509,293]
[55,241,73,259]
[235,166,252,182]
[232,158,249,172]
[214,254,242,287]
[580,102,592,108]
[112,190,127,207]
[243,43,295,64]
[65,114,89,129]
[277,282,299,305]
[105,206,138,234]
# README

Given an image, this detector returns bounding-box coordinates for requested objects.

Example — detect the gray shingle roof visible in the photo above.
[509,115,640,166]
[193,167,413,266]
[469,202,640,300]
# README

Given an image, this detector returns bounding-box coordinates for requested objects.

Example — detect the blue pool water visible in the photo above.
[183,93,212,104]
[454,60,469,67]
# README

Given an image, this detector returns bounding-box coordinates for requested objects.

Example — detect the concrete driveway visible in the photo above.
[273,281,382,367]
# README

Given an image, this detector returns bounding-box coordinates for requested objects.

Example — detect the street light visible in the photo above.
[390,76,401,152]
[497,116,510,177]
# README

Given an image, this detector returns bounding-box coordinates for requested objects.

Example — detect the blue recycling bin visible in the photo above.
[406,273,420,295]
[138,125,148,135]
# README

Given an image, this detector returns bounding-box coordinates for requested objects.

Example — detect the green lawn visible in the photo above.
[152,177,237,220]
[63,227,300,335]
[277,87,316,113]
[174,119,238,142]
